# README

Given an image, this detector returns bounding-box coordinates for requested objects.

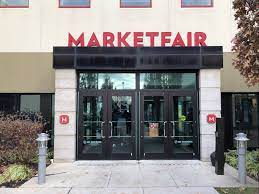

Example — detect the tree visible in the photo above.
[232,0,259,86]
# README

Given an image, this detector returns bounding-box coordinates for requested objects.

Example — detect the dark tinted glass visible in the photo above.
[143,96,165,153]
[140,73,196,89]
[171,96,194,154]
[233,94,259,148]
[111,96,132,154]
[0,94,19,112]
[79,73,136,90]
[81,96,104,154]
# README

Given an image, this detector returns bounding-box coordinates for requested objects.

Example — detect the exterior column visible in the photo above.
[54,69,77,163]
[199,69,221,161]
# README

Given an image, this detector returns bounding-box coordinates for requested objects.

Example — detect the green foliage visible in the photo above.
[216,187,259,194]
[47,150,54,160]
[0,112,45,165]
[225,149,259,181]
[225,150,238,168]
[246,150,259,179]
[0,164,33,185]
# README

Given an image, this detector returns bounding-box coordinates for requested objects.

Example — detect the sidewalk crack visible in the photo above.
[106,170,112,188]
[67,187,72,194]
[169,168,178,187]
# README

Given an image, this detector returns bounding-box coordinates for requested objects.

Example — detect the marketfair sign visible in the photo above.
[68,32,208,47]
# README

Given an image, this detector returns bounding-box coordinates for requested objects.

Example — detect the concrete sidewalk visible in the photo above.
[1,160,258,194]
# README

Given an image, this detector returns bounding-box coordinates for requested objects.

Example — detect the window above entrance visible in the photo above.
[120,0,152,8]
[59,0,90,8]
[181,0,213,8]
[79,73,136,90]
[140,73,196,89]
[0,0,29,8]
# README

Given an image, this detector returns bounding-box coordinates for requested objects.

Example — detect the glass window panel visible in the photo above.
[20,95,40,112]
[121,0,151,7]
[232,94,259,148]
[172,96,194,154]
[111,96,132,154]
[140,73,196,89]
[0,0,28,6]
[60,0,90,7]
[79,73,136,90]
[144,96,165,153]
[82,96,103,154]
[112,96,132,137]
[0,94,19,112]
[182,0,212,7]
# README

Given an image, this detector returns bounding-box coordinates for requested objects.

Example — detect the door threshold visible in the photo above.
[74,160,201,166]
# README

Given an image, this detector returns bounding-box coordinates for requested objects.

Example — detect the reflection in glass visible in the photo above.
[81,96,103,154]
[111,96,132,153]
[232,94,259,148]
[172,96,194,154]
[182,0,212,7]
[0,0,28,6]
[60,0,90,7]
[79,73,136,90]
[121,0,151,7]
[20,95,40,112]
[140,73,196,89]
[144,96,165,153]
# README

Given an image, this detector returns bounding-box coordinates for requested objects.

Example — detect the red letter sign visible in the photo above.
[207,114,216,124]
[68,33,85,47]
[60,115,69,125]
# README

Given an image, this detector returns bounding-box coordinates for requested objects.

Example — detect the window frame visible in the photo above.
[181,0,213,8]
[59,0,91,8]
[120,0,152,8]
[0,0,29,8]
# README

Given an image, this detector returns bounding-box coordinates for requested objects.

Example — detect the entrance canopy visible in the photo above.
[53,46,223,70]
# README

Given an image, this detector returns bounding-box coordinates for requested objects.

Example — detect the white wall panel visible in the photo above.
[0,0,236,52]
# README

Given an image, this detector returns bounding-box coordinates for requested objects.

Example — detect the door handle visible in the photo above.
[170,121,175,137]
[109,121,113,138]
[163,121,167,137]
[101,121,105,138]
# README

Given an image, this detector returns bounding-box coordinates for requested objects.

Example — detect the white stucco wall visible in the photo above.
[0,0,236,52]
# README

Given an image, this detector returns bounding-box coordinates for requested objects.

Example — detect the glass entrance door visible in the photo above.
[140,92,198,159]
[107,91,136,159]
[78,72,198,160]
[78,91,107,160]
[140,92,168,159]
[168,93,198,159]
[78,91,135,160]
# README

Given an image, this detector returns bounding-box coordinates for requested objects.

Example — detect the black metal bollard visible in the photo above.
[215,118,225,175]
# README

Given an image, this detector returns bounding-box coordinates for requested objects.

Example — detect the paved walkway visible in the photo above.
[1,160,258,194]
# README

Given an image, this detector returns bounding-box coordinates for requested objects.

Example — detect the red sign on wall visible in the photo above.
[68,32,208,47]
[207,114,216,124]
[60,115,69,124]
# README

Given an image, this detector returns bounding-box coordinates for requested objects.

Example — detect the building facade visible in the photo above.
[0,0,258,162]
